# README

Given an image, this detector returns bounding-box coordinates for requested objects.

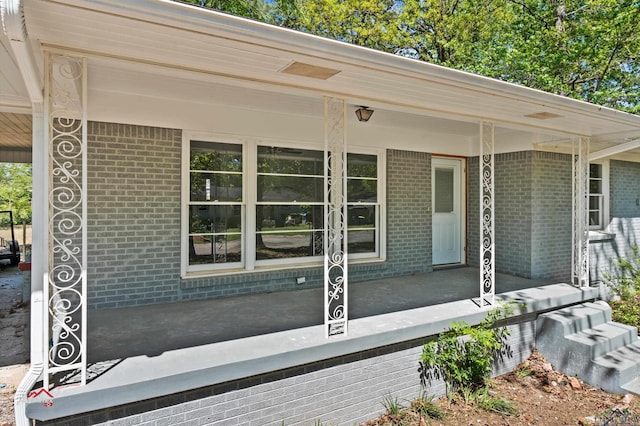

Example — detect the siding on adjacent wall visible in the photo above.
[87,123,434,309]
[590,160,640,282]
[38,319,535,426]
[468,151,571,282]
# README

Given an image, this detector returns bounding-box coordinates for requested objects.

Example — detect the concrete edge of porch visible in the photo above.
[26,283,599,421]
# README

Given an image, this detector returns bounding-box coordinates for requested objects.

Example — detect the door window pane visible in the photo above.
[435,168,454,213]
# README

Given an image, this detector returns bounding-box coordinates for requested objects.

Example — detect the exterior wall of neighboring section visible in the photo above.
[590,160,640,283]
[87,122,434,309]
[468,151,572,282]
[37,319,535,426]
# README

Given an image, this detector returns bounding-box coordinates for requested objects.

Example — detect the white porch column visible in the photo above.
[324,97,348,337]
[572,136,590,287]
[43,53,88,387]
[479,121,495,306]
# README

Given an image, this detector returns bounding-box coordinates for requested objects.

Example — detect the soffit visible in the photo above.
[21,0,640,146]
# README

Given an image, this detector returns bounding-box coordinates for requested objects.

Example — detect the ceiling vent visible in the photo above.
[280,62,341,80]
[525,112,563,120]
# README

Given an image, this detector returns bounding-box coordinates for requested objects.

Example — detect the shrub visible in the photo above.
[604,246,640,328]
[419,303,514,395]
[603,245,640,301]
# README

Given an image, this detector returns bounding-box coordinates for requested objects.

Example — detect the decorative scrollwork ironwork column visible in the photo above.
[572,136,590,287]
[324,97,348,337]
[44,53,87,388]
[479,122,495,307]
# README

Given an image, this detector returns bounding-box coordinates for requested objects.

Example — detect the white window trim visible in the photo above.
[589,160,610,231]
[181,131,386,279]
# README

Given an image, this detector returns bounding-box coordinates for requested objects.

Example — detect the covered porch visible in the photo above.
[28,270,599,423]
[86,267,555,362]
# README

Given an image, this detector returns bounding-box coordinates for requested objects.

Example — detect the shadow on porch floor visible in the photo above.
[87,267,554,363]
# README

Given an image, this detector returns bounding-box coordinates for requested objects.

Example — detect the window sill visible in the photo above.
[181,257,388,282]
[588,230,616,242]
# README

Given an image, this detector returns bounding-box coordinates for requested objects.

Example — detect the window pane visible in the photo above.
[347,179,377,202]
[589,211,601,227]
[347,153,377,178]
[190,173,242,202]
[256,231,323,259]
[434,168,454,213]
[347,205,376,227]
[256,205,323,229]
[191,141,242,172]
[189,205,241,234]
[589,179,602,194]
[257,175,324,202]
[590,163,602,179]
[257,146,323,175]
[589,195,602,210]
[348,230,375,253]
[189,234,241,265]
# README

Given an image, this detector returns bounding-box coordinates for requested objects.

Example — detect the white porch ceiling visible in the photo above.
[1,0,640,157]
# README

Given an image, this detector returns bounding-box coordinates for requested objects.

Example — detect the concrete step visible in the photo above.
[536,302,640,395]
[621,377,640,395]
[591,340,640,394]
[536,301,611,339]
[566,322,638,359]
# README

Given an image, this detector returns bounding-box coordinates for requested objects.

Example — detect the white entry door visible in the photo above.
[432,157,464,265]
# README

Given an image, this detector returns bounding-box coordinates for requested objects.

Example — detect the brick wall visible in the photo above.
[87,122,183,309]
[39,319,535,426]
[468,151,572,281]
[590,160,640,282]
[87,123,434,308]
[384,149,432,276]
[530,152,572,281]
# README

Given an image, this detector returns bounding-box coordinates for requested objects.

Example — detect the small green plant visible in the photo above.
[381,393,403,416]
[474,387,518,416]
[411,391,445,420]
[604,246,640,328]
[603,245,640,301]
[419,303,514,395]
[515,365,534,378]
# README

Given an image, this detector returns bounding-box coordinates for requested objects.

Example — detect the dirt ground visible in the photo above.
[364,350,640,426]
[0,263,30,426]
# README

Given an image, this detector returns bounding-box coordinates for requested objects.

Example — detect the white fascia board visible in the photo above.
[1,0,42,104]
[46,0,640,132]
[590,138,640,161]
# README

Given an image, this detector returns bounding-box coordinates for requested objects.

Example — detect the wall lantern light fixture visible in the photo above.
[355,106,374,122]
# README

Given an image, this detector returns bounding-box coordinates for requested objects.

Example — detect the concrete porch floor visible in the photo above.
[87,267,554,362]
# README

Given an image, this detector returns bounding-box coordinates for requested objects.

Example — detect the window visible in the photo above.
[589,161,609,230]
[256,146,325,263]
[347,153,379,256]
[187,141,243,271]
[182,136,383,276]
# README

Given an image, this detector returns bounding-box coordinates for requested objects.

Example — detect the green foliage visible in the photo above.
[604,246,640,328]
[514,365,534,379]
[419,303,514,395]
[381,393,403,417]
[0,163,32,225]
[604,245,640,301]
[473,387,518,417]
[411,391,445,420]
[610,295,640,329]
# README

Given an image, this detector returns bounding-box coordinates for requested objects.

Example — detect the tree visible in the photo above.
[0,163,32,225]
